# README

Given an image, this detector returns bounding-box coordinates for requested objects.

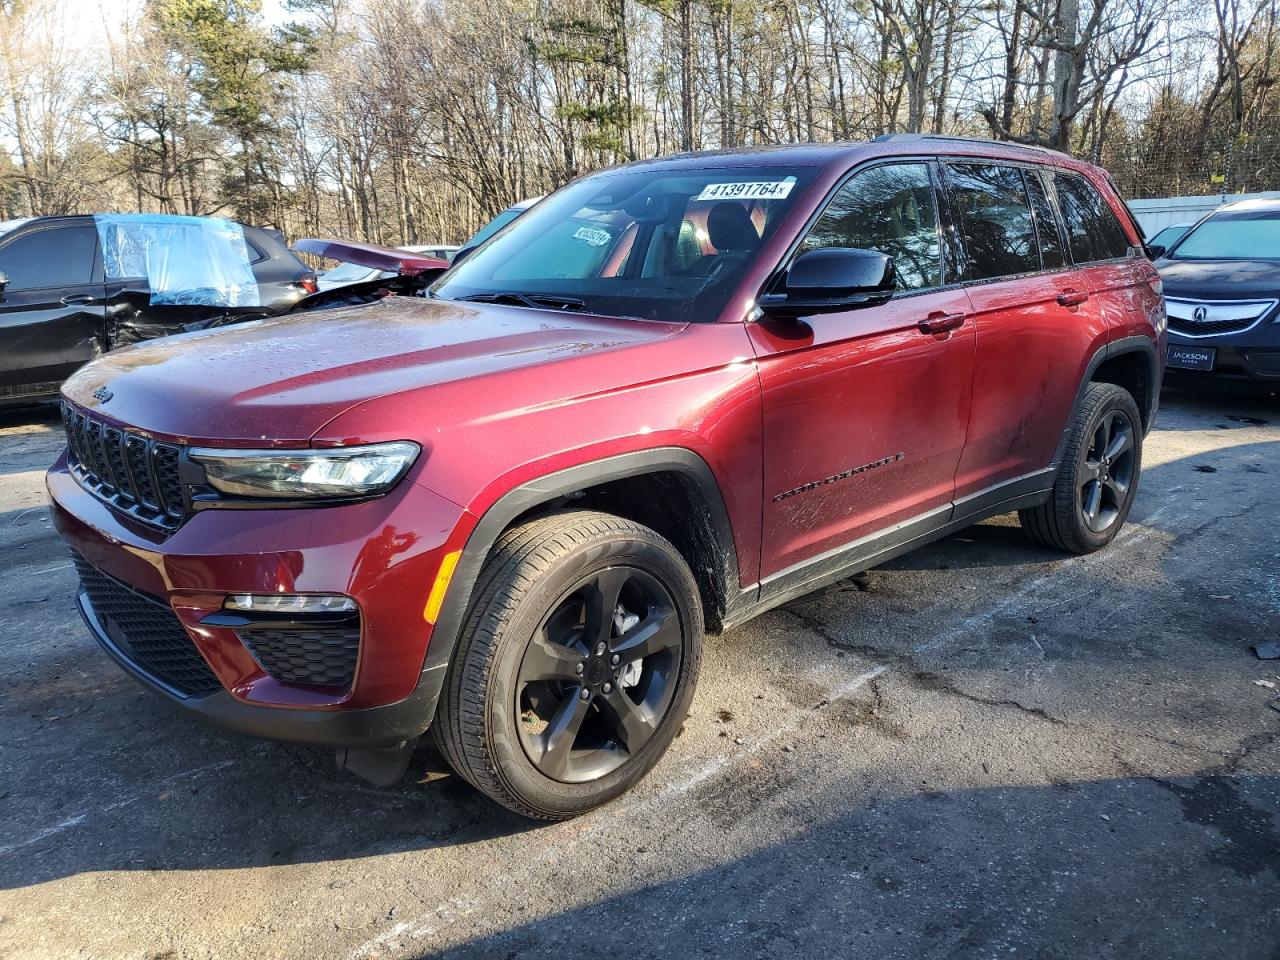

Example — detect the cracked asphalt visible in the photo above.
[1,387,1278,959]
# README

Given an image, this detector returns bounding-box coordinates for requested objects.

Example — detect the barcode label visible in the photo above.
[572,226,613,247]
[695,179,796,202]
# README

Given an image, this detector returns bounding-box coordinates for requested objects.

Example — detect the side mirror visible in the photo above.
[0,271,8,293]
[1146,244,1166,259]
[758,248,896,318]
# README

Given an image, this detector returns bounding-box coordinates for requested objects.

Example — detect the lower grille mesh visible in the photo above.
[72,554,222,697]
[238,625,360,687]
[1168,316,1257,337]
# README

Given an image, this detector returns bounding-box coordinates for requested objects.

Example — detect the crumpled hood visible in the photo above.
[1157,258,1280,300]
[62,296,682,444]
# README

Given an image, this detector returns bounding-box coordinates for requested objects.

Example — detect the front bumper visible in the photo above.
[76,587,442,746]
[49,451,472,748]
[1165,323,1280,386]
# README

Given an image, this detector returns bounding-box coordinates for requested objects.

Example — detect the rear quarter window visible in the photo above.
[244,237,269,264]
[1053,172,1131,263]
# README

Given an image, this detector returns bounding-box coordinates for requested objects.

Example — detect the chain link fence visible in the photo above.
[1102,134,1280,200]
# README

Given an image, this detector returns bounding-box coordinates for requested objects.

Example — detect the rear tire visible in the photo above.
[432,510,702,820]
[1019,381,1143,554]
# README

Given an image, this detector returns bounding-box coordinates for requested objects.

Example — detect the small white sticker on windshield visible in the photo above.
[572,225,613,247]
[695,179,796,202]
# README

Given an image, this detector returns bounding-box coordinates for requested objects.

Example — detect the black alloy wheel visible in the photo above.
[515,566,682,783]
[1078,407,1136,534]
[1019,381,1144,554]
[431,510,703,820]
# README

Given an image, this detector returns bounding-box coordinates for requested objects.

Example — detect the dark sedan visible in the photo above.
[0,214,316,406]
[1154,198,1280,387]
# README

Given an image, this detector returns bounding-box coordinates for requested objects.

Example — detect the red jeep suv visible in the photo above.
[48,136,1166,819]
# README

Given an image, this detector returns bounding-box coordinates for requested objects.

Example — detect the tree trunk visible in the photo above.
[1000,0,1025,135]
[679,0,694,151]
[1051,0,1083,152]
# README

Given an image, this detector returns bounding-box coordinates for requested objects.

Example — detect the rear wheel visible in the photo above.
[1019,381,1142,554]
[432,511,702,819]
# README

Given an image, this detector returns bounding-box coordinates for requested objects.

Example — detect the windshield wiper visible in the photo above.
[457,292,586,312]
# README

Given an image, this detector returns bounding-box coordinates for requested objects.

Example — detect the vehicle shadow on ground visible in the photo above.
[0,502,57,532]
[881,429,1278,576]
[0,503,72,583]
[1156,383,1279,430]
[0,729,532,888]
[0,442,1276,893]
[0,405,62,486]
[0,401,59,431]
[416,773,1280,959]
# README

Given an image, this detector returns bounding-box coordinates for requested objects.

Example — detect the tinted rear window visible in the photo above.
[947,163,1039,279]
[1053,172,1131,263]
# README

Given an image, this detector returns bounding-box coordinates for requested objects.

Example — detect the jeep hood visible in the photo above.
[62,296,685,444]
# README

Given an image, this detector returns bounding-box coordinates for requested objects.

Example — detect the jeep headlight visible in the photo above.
[189,441,420,500]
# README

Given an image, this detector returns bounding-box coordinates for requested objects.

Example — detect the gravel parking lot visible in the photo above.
[1,388,1277,960]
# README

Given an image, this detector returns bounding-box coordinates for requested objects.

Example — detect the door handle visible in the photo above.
[61,294,96,306]
[1056,289,1090,307]
[918,311,965,335]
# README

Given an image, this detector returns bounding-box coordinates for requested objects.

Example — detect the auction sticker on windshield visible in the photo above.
[573,225,613,247]
[695,179,796,202]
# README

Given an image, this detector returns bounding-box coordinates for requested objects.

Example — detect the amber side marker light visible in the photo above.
[424,550,461,624]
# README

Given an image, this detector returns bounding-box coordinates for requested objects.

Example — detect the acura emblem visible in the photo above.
[92,386,113,402]
[1192,305,1209,322]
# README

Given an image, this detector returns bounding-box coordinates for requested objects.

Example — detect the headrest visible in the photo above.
[708,202,761,252]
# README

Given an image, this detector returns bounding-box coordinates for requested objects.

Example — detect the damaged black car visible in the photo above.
[0,214,318,406]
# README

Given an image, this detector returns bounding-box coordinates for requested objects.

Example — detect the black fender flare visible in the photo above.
[1051,335,1160,468]
[411,447,740,723]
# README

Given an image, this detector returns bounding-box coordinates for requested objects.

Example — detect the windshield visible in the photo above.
[1149,224,1188,249]
[0,217,31,239]
[465,207,527,248]
[1171,209,1280,259]
[320,262,379,284]
[433,166,817,322]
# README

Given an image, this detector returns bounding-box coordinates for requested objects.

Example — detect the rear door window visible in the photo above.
[1024,171,1066,269]
[1052,172,1131,263]
[800,162,942,292]
[0,225,98,290]
[946,163,1040,279]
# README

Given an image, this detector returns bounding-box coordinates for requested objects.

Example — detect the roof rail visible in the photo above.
[871,133,1063,156]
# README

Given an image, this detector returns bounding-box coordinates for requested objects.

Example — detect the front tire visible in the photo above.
[432,510,703,820]
[1019,381,1143,554]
